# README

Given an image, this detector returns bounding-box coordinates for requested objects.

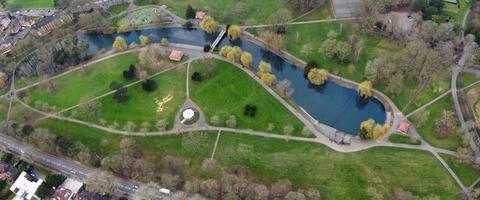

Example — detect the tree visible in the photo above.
[161,173,181,189]
[301,44,313,57]
[112,36,127,52]
[139,44,170,71]
[260,73,276,86]
[129,42,138,49]
[203,45,211,52]
[226,115,237,128]
[192,72,202,82]
[270,180,292,199]
[210,115,221,126]
[45,174,66,188]
[305,189,321,200]
[123,64,136,80]
[200,16,218,33]
[36,183,53,199]
[84,171,115,196]
[259,30,286,50]
[244,104,257,117]
[257,61,272,76]
[155,120,168,131]
[364,58,384,82]
[186,4,196,19]
[227,25,241,40]
[113,87,128,103]
[142,79,158,92]
[257,61,276,86]
[226,46,242,62]
[220,46,233,57]
[240,52,253,68]
[276,79,294,97]
[161,38,169,46]
[307,68,328,86]
[0,72,8,88]
[412,108,430,128]
[137,182,160,200]
[139,35,149,47]
[246,184,269,200]
[435,110,457,137]
[283,124,294,136]
[78,96,101,119]
[302,127,314,137]
[285,191,306,200]
[286,0,322,12]
[359,119,375,139]
[304,61,318,78]
[201,179,221,199]
[372,123,390,140]
[358,81,373,98]
[267,8,292,33]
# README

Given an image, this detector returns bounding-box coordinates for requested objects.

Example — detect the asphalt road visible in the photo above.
[0,133,147,199]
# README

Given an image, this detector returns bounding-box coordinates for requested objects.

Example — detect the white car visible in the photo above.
[159,188,170,194]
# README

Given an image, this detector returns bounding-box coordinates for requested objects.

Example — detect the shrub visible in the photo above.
[210,115,221,126]
[203,45,211,52]
[183,21,193,29]
[123,64,136,80]
[113,87,128,103]
[226,115,237,128]
[110,81,123,90]
[192,72,202,82]
[244,104,257,117]
[142,79,158,92]
[186,4,196,19]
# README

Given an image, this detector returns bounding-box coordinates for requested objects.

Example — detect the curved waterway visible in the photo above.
[79,27,386,135]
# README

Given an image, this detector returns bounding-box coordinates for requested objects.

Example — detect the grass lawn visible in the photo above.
[36,119,216,176]
[9,0,53,8]
[25,53,139,111]
[388,133,421,145]
[156,0,290,24]
[441,154,480,186]
[442,0,473,27]
[294,0,334,21]
[189,59,305,136]
[214,132,459,199]
[71,66,186,131]
[36,119,460,199]
[116,7,163,27]
[458,72,479,88]
[280,21,449,113]
[109,3,130,15]
[409,95,462,151]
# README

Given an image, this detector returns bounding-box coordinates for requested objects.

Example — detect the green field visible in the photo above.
[36,119,461,200]
[189,59,305,136]
[26,53,139,111]
[441,154,480,186]
[388,134,421,145]
[10,0,53,8]
[71,66,186,131]
[109,3,130,15]
[155,0,290,24]
[294,0,334,21]
[442,0,472,27]
[409,95,462,151]
[458,72,480,88]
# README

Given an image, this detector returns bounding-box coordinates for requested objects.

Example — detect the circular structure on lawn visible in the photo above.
[182,109,195,120]
[180,108,199,125]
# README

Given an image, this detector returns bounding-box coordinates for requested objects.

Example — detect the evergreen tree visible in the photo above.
[142,79,158,92]
[186,4,196,19]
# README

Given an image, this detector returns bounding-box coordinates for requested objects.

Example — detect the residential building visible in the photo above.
[0,15,11,31]
[50,178,83,200]
[0,161,16,183]
[9,171,43,200]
